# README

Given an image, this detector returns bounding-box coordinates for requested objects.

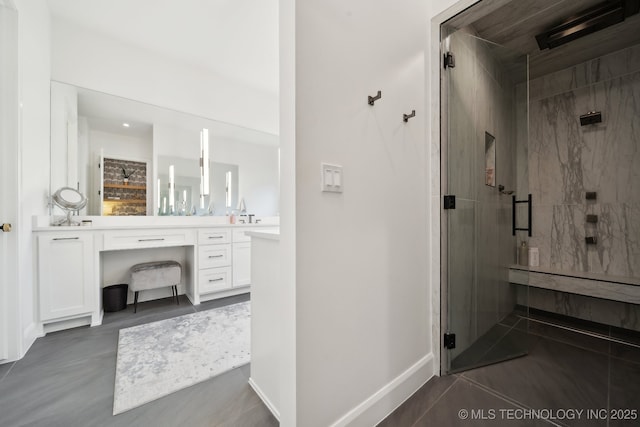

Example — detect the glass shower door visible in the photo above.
[443,30,530,374]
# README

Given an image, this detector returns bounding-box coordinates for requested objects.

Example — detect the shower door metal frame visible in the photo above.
[439,24,452,376]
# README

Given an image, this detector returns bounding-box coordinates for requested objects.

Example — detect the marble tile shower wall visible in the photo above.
[525,43,640,278]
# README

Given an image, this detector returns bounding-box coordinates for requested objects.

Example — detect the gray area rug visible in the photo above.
[113,302,250,415]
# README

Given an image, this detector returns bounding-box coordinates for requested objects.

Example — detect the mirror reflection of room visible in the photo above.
[50,82,279,218]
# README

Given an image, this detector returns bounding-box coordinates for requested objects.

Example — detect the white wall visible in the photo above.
[276,0,483,424]
[15,0,51,357]
[289,1,431,425]
[277,0,297,424]
[50,18,278,135]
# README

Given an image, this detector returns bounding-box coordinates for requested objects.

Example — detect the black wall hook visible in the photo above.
[403,110,416,122]
[368,90,382,106]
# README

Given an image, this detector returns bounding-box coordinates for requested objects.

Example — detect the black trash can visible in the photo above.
[103,284,128,312]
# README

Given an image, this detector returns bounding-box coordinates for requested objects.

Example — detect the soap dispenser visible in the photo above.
[518,241,528,266]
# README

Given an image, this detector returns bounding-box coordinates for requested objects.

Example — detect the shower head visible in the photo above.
[535,0,640,50]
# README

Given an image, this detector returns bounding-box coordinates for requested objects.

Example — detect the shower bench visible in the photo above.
[509,266,640,304]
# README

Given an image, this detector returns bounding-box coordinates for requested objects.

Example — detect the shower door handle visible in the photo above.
[512,194,532,237]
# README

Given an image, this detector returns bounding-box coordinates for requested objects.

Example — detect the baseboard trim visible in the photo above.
[329,352,434,427]
[199,287,250,303]
[42,316,91,334]
[249,377,281,422]
[21,322,41,358]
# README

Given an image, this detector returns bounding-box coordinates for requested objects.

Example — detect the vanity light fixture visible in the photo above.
[200,128,210,196]
[122,123,130,128]
[225,171,232,208]
[169,165,175,213]
[157,178,161,212]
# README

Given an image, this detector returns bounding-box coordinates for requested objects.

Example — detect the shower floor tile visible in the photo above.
[609,358,640,427]
[462,338,608,426]
[379,316,640,427]
[413,379,550,427]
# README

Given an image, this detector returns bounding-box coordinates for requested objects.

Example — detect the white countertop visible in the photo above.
[32,215,279,232]
[245,230,280,241]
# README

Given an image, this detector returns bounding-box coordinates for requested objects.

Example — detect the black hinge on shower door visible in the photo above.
[444,52,455,69]
[444,333,456,349]
[444,195,456,210]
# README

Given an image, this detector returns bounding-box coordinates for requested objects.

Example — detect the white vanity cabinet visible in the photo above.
[232,227,278,287]
[32,218,279,331]
[197,228,233,299]
[232,229,252,287]
[37,232,95,323]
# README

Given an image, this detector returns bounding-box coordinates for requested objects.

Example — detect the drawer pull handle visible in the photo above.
[208,255,224,258]
[208,236,224,239]
[209,278,224,282]
[53,237,80,241]
[138,238,165,242]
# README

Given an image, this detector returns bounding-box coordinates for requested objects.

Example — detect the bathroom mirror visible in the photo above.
[156,156,238,216]
[485,132,496,187]
[50,81,279,217]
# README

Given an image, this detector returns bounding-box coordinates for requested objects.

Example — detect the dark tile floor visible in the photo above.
[379,314,640,427]
[4,300,638,427]
[0,293,278,427]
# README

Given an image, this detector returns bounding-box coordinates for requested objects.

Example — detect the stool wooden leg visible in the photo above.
[134,291,139,313]
[174,286,180,305]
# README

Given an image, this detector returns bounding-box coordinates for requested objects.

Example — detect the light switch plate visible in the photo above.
[321,163,343,193]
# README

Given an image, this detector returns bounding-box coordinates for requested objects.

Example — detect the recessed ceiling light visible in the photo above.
[122,123,130,128]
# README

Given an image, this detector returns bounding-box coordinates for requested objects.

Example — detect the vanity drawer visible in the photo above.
[103,229,194,251]
[198,244,231,268]
[198,229,231,245]
[199,266,232,294]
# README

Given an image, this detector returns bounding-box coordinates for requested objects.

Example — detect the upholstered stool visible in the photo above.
[130,261,181,313]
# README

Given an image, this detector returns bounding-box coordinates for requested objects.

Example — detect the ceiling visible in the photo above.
[47,0,279,96]
[447,0,640,79]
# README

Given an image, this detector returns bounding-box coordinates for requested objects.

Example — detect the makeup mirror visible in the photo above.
[52,186,88,225]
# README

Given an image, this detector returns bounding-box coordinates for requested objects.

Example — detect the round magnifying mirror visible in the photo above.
[52,187,88,225]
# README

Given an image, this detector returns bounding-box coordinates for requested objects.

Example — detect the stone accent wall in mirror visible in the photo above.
[50,81,280,217]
